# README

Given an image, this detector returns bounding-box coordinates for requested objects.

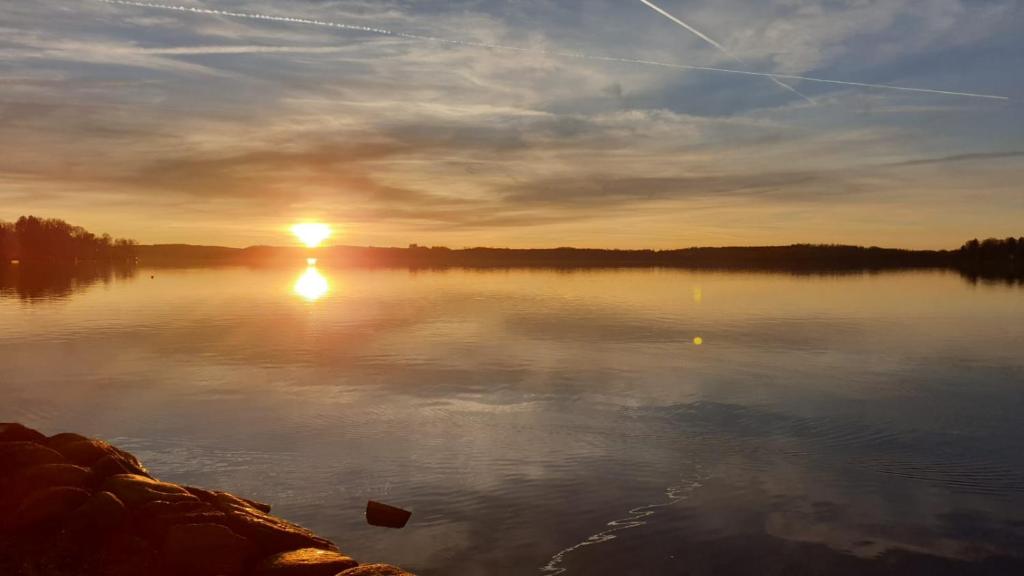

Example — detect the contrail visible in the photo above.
[94,0,1009,102]
[638,0,813,103]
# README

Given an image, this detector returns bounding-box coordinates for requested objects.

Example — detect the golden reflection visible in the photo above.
[294,264,329,302]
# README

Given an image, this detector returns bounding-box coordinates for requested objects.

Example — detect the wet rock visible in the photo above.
[185,485,272,513]
[0,463,92,517]
[254,547,358,576]
[0,425,413,575]
[0,442,65,480]
[101,474,199,508]
[338,565,415,576]
[144,510,232,543]
[90,533,159,576]
[64,491,127,537]
[7,487,90,531]
[366,501,412,529]
[160,522,256,576]
[0,423,46,444]
[91,454,141,480]
[134,498,212,520]
[219,502,337,554]
[240,496,273,514]
[48,435,149,476]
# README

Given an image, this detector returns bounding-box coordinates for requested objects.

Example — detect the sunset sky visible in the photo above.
[2,0,1022,249]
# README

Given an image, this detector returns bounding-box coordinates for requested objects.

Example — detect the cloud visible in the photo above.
[0,0,1021,248]
[890,151,1024,167]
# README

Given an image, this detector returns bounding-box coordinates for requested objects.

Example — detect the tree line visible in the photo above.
[0,216,137,264]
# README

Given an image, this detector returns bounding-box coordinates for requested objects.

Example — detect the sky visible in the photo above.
[1,0,1022,249]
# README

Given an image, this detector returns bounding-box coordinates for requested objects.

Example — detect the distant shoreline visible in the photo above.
[128,243,1022,279]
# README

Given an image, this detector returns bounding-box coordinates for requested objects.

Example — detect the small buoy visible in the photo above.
[366,500,411,529]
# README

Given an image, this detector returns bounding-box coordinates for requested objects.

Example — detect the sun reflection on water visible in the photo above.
[294,264,329,302]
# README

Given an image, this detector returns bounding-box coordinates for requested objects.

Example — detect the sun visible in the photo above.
[291,223,331,248]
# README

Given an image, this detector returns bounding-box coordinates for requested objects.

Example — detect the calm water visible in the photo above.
[2,265,1023,574]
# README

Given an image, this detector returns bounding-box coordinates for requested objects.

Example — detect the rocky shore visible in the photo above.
[0,423,413,576]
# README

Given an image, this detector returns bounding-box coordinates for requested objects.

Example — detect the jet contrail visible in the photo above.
[94,0,1009,102]
[637,0,813,103]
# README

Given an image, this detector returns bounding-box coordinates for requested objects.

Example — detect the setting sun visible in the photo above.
[291,223,331,248]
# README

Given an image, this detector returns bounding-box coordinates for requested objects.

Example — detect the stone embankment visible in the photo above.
[0,423,413,576]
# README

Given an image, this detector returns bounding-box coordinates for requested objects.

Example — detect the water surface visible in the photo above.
[2,265,1023,574]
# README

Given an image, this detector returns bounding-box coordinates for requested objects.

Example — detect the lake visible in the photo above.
[2,264,1023,574]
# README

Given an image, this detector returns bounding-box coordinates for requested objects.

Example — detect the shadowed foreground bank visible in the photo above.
[0,423,412,576]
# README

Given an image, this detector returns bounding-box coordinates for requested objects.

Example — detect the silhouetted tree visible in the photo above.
[957,236,1023,281]
[3,215,136,264]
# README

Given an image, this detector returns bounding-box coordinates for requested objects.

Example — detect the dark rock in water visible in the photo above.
[220,502,338,554]
[0,423,46,444]
[7,487,91,531]
[63,491,127,538]
[161,522,256,576]
[254,547,358,575]
[0,464,92,516]
[338,564,415,576]
[0,442,65,480]
[366,501,412,529]
[101,474,199,507]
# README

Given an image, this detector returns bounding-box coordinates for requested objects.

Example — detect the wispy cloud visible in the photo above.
[1,0,1020,248]
[92,0,1009,101]
[637,0,813,103]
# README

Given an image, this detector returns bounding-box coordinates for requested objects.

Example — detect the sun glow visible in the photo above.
[291,223,331,248]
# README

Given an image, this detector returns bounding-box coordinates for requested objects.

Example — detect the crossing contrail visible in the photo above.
[94,0,1009,102]
[637,0,813,103]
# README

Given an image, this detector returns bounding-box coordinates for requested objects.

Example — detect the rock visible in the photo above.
[185,485,272,513]
[338,565,415,576]
[0,463,92,516]
[0,423,46,444]
[6,487,90,530]
[48,435,149,476]
[219,503,337,554]
[46,432,91,449]
[366,501,412,529]
[145,510,233,543]
[134,499,212,520]
[101,474,199,508]
[91,454,138,480]
[240,496,273,514]
[91,533,159,576]
[160,523,256,576]
[0,442,65,480]
[64,491,127,537]
[254,547,358,576]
